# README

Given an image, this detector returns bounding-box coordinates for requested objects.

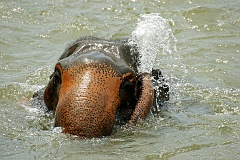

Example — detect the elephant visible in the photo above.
[35,37,169,138]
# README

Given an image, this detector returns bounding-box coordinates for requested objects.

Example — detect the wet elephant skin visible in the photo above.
[41,37,169,138]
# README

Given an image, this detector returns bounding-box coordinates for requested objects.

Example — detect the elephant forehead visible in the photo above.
[62,63,120,79]
[60,51,117,67]
[60,63,121,91]
[59,64,122,108]
[58,51,135,76]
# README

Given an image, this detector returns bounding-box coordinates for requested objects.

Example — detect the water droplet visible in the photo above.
[129,13,177,73]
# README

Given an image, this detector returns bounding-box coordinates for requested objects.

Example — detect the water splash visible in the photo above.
[129,13,177,73]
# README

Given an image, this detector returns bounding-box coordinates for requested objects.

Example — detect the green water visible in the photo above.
[1,0,240,159]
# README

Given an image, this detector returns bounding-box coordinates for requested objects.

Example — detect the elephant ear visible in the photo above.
[44,69,61,111]
[129,73,154,124]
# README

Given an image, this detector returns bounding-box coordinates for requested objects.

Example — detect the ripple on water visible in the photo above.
[179,83,240,115]
[1,1,240,158]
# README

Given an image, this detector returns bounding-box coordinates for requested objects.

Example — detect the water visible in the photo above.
[1,0,240,159]
[129,13,177,73]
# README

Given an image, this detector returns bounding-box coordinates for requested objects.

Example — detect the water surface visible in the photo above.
[1,0,240,159]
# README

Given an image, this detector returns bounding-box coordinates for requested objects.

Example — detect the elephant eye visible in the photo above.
[48,62,62,83]
[120,79,135,103]
[53,73,61,85]
[50,69,61,86]
[120,81,133,91]
[49,71,62,96]
[51,64,62,85]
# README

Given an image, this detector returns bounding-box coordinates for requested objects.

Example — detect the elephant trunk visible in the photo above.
[54,66,122,138]
[129,73,154,124]
[55,94,119,138]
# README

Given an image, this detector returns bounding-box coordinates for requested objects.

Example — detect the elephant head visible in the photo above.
[43,37,163,138]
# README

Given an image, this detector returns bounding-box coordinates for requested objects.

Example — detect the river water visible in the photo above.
[0,0,240,159]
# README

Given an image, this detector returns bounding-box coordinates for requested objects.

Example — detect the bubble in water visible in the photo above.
[129,13,177,73]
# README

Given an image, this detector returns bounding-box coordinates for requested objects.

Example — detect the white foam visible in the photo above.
[129,13,177,73]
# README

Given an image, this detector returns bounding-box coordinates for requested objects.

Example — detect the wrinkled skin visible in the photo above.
[40,37,169,138]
